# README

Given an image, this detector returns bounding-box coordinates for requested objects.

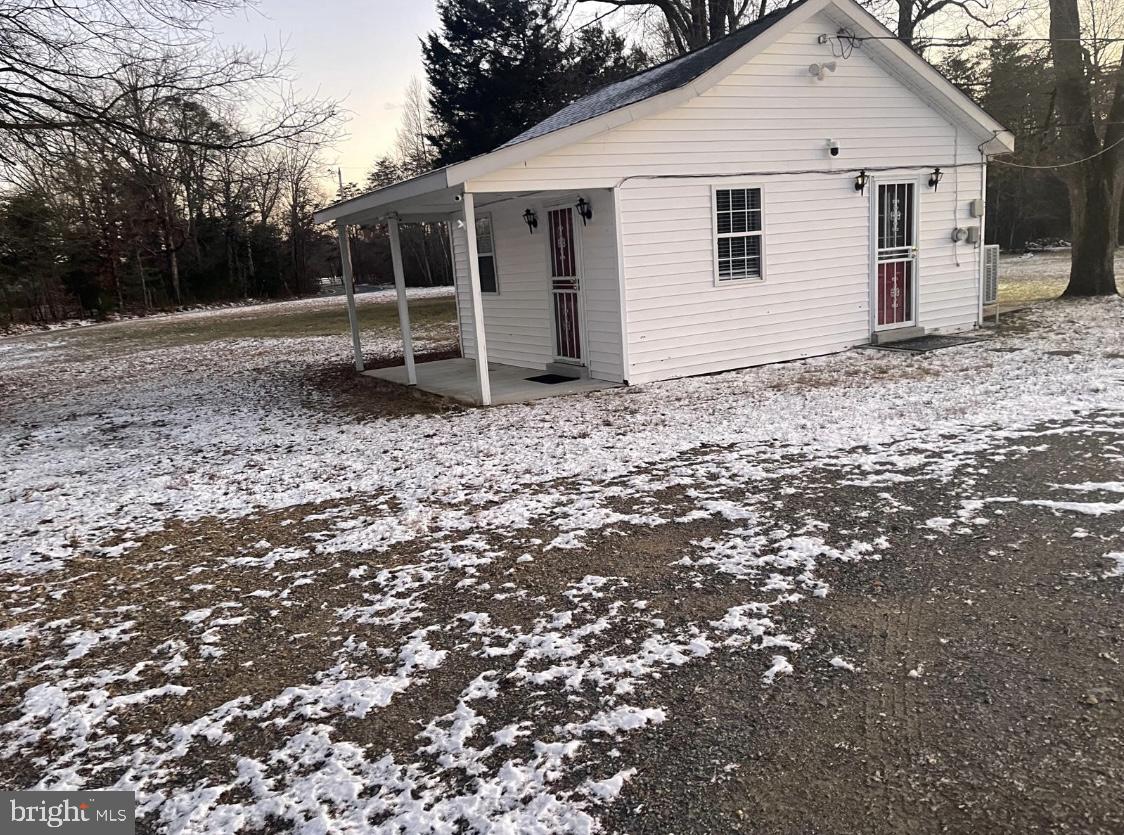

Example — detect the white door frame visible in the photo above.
[543,201,588,366]
[869,176,921,332]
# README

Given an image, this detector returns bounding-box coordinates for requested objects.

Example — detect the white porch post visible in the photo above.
[461,192,492,406]
[337,221,363,372]
[387,216,417,385]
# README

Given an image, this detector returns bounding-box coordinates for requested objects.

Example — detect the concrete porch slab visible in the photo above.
[364,358,619,406]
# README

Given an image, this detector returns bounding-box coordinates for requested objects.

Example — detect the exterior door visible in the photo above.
[548,207,582,362]
[874,182,918,329]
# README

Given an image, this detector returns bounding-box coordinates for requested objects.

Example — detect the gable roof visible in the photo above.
[500,0,808,149]
[315,0,1013,226]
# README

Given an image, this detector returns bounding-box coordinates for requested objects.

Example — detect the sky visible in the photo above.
[214,0,445,187]
[210,0,1050,192]
[213,0,621,190]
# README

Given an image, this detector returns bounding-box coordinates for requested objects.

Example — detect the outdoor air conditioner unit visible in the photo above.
[982,244,1000,306]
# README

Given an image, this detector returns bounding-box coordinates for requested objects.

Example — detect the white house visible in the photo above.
[314,0,1014,406]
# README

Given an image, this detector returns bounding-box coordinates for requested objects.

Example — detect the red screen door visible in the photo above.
[875,182,916,328]
[548,208,581,362]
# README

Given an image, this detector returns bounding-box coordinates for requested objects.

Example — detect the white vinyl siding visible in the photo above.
[468,9,988,384]
[452,190,624,382]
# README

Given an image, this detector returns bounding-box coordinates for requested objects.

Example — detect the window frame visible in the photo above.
[474,212,500,295]
[711,184,767,286]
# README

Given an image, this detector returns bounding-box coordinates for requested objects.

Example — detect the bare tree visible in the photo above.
[395,77,436,177]
[280,139,325,296]
[246,145,285,226]
[579,0,1021,51]
[575,0,797,53]
[1047,0,1124,295]
[869,0,1025,48]
[0,0,337,154]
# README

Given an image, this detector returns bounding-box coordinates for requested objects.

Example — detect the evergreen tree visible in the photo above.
[423,0,649,165]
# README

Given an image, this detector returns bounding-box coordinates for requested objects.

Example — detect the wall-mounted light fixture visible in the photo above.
[522,208,538,234]
[809,61,837,81]
[928,167,944,190]
[576,196,593,225]
[854,169,868,195]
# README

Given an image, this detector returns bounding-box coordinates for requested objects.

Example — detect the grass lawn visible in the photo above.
[70,294,459,354]
[999,249,1124,308]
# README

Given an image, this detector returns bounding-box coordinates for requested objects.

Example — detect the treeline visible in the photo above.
[331,0,649,304]
[0,0,338,327]
[1,131,339,323]
[940,40,1073,251]
[4,0,1122,326]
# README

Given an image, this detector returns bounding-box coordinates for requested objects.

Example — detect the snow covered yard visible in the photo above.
[2,290,1124,832]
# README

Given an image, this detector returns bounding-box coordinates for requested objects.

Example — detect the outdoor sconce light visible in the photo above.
[854,169,868,194]
[808,61,837,81]
[928,167,944,190]
[576,196,593,225]
[522,208,538,234]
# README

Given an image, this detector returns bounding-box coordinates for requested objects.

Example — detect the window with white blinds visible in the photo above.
[713,187,764,283]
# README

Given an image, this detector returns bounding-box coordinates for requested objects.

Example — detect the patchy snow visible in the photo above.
[1103,552,1124,578]
[1023,499,1124,516]
[3,296,1124,831]
[762,655,794,685]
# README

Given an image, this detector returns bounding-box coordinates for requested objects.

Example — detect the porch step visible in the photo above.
[544,362,587,380]
[870,326,926,346]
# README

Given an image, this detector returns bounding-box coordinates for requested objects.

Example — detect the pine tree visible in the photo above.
[423,0,649,165]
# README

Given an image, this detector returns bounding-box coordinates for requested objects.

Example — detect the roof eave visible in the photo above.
[313,168,453,225]
[446,0,829,188]
[827,0,1014,150]
[317,0,1014,220]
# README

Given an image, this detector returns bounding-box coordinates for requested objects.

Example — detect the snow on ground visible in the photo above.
[2,293,1124,832]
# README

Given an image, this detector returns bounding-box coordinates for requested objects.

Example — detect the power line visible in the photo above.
[991,134,1124,169]
[833,33,1124,45]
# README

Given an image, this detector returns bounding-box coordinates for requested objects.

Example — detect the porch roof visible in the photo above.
[312,170,548,227]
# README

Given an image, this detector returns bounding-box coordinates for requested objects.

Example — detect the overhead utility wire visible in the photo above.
[833,33,1124,44]
[990,135,1124,168]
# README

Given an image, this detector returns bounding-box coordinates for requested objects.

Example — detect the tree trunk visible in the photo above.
[168,242,182,305]
[136,248,152,310]
[245,236,256,297]
[1064,164,1121,295]
[897,0,915,47]
[1050,0,1124,296]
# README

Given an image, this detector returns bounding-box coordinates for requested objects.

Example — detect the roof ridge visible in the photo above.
[584,0,809,93]
[497,0,809,151]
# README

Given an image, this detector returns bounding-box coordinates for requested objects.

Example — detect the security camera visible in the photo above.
[453,194,463,203]
[827,139,840,157]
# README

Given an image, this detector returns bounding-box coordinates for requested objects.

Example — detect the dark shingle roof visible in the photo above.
[500,0,808,149]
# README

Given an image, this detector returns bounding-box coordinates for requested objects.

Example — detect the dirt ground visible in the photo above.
[597,412,1124,834]
[3,287,1124,833]
[4,411,1122,833]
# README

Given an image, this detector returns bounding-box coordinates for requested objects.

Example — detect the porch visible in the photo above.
[365,358,618,406]
[314,167,625,407]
